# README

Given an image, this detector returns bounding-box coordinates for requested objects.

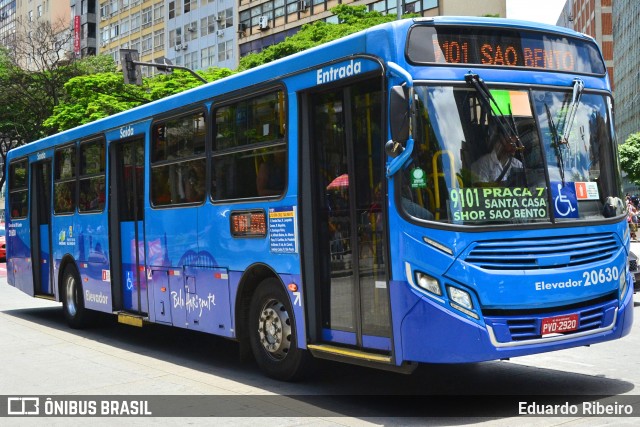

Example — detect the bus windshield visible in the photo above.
[400,84,625,225]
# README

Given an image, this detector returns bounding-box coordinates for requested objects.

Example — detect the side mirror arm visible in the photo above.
[386,62,415,177]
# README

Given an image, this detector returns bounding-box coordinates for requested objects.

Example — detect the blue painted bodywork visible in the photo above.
[4,17,631,366]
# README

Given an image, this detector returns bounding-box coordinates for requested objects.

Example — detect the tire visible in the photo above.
[248,278,313,381]
[61,264,88,329]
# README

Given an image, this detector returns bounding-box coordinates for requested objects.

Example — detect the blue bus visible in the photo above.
[4,17,633,380]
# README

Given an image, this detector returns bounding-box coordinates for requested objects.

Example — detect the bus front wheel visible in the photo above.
[248,278,312,381]
[62,264,88,329]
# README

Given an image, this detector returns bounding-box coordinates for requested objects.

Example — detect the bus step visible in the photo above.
[307,344,416,374]
[307,344,391,363]
[34,294,56,301]
[116,312,146,327]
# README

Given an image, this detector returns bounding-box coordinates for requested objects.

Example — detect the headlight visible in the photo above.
[415,271,442,296]
[620,265,628,298]
[447,286,479,319]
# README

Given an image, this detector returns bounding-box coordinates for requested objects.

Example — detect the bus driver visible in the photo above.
[471,125,523,183]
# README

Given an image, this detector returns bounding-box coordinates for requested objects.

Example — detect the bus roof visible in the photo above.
[8,16,597,159]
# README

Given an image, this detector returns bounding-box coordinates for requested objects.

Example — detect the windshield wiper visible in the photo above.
[560,78,584,144]
[464,72,525,152]
[545,103,566,185]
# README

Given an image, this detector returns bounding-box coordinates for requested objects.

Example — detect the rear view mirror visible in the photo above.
[389,85,410,146]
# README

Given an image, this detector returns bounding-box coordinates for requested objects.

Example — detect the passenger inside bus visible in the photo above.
[470,124,523,183]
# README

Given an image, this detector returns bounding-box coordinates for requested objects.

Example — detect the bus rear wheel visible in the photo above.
[62,264,88,329]
[248,278,312,381]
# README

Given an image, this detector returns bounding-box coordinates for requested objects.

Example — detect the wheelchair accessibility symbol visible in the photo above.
[551,182,579,219]
[126,271,134,291]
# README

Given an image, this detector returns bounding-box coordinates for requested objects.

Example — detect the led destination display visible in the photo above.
[407,25,606,74]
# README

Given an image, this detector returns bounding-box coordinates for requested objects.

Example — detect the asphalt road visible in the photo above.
[0,266,639,425]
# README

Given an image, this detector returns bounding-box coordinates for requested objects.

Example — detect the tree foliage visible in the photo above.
[238,5,401,70]
[44,66,234,132]
[619,133,640,186]
[1,4,399,190]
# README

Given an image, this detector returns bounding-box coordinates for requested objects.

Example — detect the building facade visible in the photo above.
[238,0,506,57]
[96,0,166,74]
[558,0,613,84]
[70,0,98,57]
[165,0,237,70]
[612,0,640,144]
[0,0,16,49]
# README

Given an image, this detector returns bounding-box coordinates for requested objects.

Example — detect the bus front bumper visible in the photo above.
[394,276,634,364]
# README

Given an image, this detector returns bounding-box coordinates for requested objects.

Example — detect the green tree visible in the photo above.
[44,65,234,132]
[619,132,640,185]
[238,5,402,70]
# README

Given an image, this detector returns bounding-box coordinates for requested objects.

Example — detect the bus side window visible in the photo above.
[54,145,77,215]
[9,159,29,219]
[151,112,206,206]
[212,89,286,201]
[79,138,106,213]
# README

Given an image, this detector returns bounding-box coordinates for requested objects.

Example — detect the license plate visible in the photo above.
[541,314,579,336]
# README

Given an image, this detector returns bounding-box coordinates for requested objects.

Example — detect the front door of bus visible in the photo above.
[304,76,392,352]
[30,160,53,296]
[110,138,147,315]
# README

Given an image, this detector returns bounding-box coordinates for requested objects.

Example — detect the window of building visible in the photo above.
[54,145,77,215]
[184,51,198,69]
[142,7,152,28]
[184,21,197,41]
[130,39,141,53]
[9,159,28,219]
[220,8,233,29]
[153,2,164,23]
[217,39,232,62]
[201,45,215,68]
[171,0,183,18]
[78,138,106,213]
[286,0,298,15]
[151,112,207,206]
[184,0,195,14]
[201,15,215,36]
[142,34,152,53]
[275,0,286,18]
[131,12,141,31]
[154,30,164,50]
[120,18,130,36]
[212,90,287,200]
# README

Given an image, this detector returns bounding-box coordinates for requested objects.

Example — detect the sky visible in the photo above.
[506,0,567,25]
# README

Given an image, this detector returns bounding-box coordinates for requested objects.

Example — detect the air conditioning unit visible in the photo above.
[100,16,107,21]
[215,15,222,22]
[175,44,182,51]
[187,25,196,32]
[258,16,269,30]
[100,42,108,48]
[182,44,188,50]
[298,1,309,11]
[217,30,225,37]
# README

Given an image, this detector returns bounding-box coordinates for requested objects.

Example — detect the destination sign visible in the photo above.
[407,26,605,74]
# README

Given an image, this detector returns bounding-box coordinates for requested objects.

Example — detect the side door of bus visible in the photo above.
[30,159,53,296]
[301,75,393,354]
[109,136,148,315]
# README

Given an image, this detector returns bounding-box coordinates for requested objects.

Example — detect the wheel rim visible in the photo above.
[257,298,292,361]
[65,273,78,317]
